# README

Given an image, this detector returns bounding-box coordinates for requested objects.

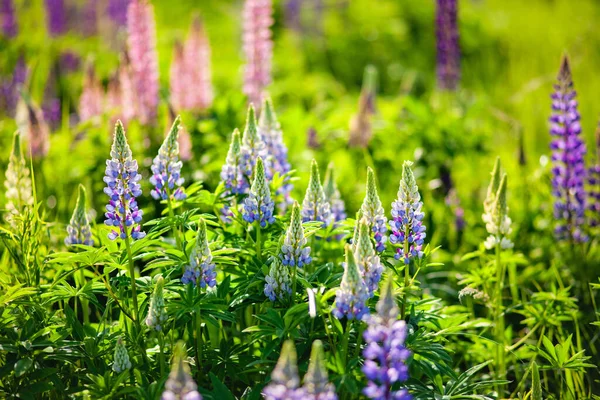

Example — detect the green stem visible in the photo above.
[196,285,203,383]
[165,190,182,249]
[158,330,166,376]
[291,266,297,306]
[124,232,140,325]
[494,243,506,396]
[400,224,410,320]
[256,224,262,261]
[341,320,351,372]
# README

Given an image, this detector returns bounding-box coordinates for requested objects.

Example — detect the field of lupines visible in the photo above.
[0,0,599,399]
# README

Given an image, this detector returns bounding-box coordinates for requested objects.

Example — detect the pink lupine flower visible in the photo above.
[118,53,137,124]
[169,40,187,112]
[16,93,50,159]
[242,0,273,107]
[79,62,104,122]
[184,16,212,110]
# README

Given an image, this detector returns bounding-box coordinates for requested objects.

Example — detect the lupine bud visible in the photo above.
[4,132,33,225]
[390,161,426,264]
[264,257,292,302]
[333,245,369,321]
[550,56,588,242]
[362,278,411,400]
[355,219,383,297]
[323,162,346,224]
[482,157,501,224]
[182,218,217,288]
[350,209,364,252]
[303,340,337,400]
[588,122,600,230]
[45,0,67,36]
[436,0,460,90]
[302,160,331,226]
[484,174,513,250]
[112,338,132,373]
[15,92,50,159]
[145,276,167,331]
[1,0,17,37]
[150,117,186,201]
[79,62,104,122]
[162,341,203,400]
[103,121,145,241]
[242,157,276,227]
[243,0,273,107]
[349,66,377,148]
[240,105,270,184]
[281,201,311,268]
[263,341,307,400]
[65,185,94,246]
[183,16,213,111]
[360,167,387,252]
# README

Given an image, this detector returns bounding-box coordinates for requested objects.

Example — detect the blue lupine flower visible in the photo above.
[264,257,292,302]
[360,167,387,252]
[263,341,307,400]
[303,340,338,400]
[150,116,186,202]
[65,184,94,246]
[220,129,247,195]
[242,157,275,228]
[324,162,346,223]
[182,218,217,288]
[355,218,383,297]
[333,245,369,321]
[162,341,203,400]
[301,159,331,226]
[281,201,311,268]
[103,121,145,241]
[239,105,269,185]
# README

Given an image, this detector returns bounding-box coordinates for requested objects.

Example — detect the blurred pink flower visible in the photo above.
[16,94,50,159]
[242,0,273,107]
[79,63,103,122]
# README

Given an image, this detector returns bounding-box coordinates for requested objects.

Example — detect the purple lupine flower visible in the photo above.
[1,0,17,37]
[349,66,377,149]
[284,0,301,32]
[588,123,600,230]
[81,0,99,36]
[108,0,130,26]
[263,341,307,400]
[360,167,387,253]
[324,162,346,224]
[65,184,94,246]
[242,157,276,228]
[45,0,67,36]
[333,245,369,321]
[362,278,412,400]
[42,68,61,128]
[390,161,426,264]
[354,218,383,298]
[103,121,146,241]
[60,51,81,73]
[307,127,320,149]
[79,62,104,122]
[303,340,338,400]
[150,117,186,201]
[15,92,50,159]
[264,257,292,302]
[281,201,312,268]
[220,129,246,195]
[1,56,27,116]
[182,218,217,288]
[240,105,270,186]
[242,0,273,107]
[301,159,331,226]
[162,342,203,400]
[550,56,588,243]
[435,0,460,90]
[445,188,465,232]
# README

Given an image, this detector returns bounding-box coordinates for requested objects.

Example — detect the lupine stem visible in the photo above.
[166,187,182,249]
[158,330,166,375]
[256,224,262,261]
[196,285,203,383]
[400,225,410,320]
[494,242,506,396]
[124,229,139,324]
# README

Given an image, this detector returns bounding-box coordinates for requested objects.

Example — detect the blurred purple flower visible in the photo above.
[1,0,17,37]
[1,56,27,115]
[108,0,130,26]
[588,122,600,230]
[45,0,67,36]
[436,0,460,90]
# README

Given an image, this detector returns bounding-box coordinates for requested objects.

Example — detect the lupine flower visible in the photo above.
[168,105,193,161]
[112,338,132,373]
[445,188,465,232]
[303,340,337,400]
[169,41,187,113]
[127,0,159,125]
[362,278,411,400]
[302,160,331,226]
[15,92,50,159]
[307,127,320,149]
[265,257,292,302]
[435,0,460,90]
[263,341,307,400]
[65,184,94,246]
[45,0,67,36]
[242,0,273,106]
[183,16,212,111]
[105,72,122,121]
[220,129,246,195]
[323,162,346,224]
[1,0,17,37]
[240,105,270,185]
[4,132,33,225]
[150,117,186,202]
[79,62,104,122]
[108,0,130,26]
[182,218,217,288]
[281,201,312,268]
[118,53,137,124]
[0,56,27,116]
[355,219,383,297]
[145,276,167,331]
[484,174,514,250]
[81,0,99,36]
[284,0,301,32]
[242,157,276,227]
[482,157,501,225]
[103,121,145,241]
[42,68,61,128]
[349,66,377,148]
[550,56,588,243]
[390,161,426,264]
[333,245,369,321]
[360,167,387,252]
[161,341,202,400]
[60,51,81,73]
[351,209,364,252]
[588,123,600,229]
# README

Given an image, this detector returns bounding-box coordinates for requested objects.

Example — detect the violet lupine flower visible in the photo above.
[4,132,33,226]
[240,105,270,185]
[81,0,98,36]
[390,161,426,264]
[445,188,465,232]
[162,342,203,400]
[483,174,514,250]
[45,0,67,36]
[550,56,588,243]
[242,157,276,227]
[0,56,27,116]
[127,0,159,125]
[103,121,146,241]
[303,340,338,400]
[183,16,213,111]
[588,124,600,229]
[435,0,460,91]
[333,245,369,321]
[323,162,346,224]
[60,51,81,73]
[1,0,17,37]
[145,276,167,331]
[242,0,273,106]
[168,105,193,161]
[108,0,130,26]
[360,167,387,253]
[65,184,94,246]
[307,127,320,149]
[150,117,186,201]
[281,201,312,268]
[220,129,246,195]
[15,93,50,159]
[355,219,383,298]
[79,62,104,122]
[264,257,292,302]
[349,66,377,149]
[182,218,217,288]
[263,341,307,400]
[112,338,132,373]
[362,278,411,400]
[301,159,331,226]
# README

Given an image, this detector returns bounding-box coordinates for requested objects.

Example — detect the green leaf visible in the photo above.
[14,358,33,377]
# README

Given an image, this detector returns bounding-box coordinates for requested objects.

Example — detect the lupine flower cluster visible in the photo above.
[588,124,600,229]
[349,65,377,148]
[362,279,412,400]
[79,62,104,122]
[324,162,347,224]
[390,161,426,264]
[45,0,67,36]
[264,257,292,302]
[103,121,145,241]
[360,167,387,252]
[112,338,132,373]
[221,129,246,195]
[333,245,369,321]
[118,54,137,124]
[15,93,50,159]
[242,157,276,227]
[182,218,217,288]
[303,340,338,400]
[150,117,186,202]
[483,173,514,250]
[263,341,306,400]
[1,0,17,37]
[549,56,588,243]
[0,56,27,116]
[482,157,501,224]
[240,106,270,185]
[145,276,167,331]
[435,0,460,90]
[242,0,273,106]
[4,132,33,226]
[302,160,331,226]
[65,185,94,246]
[281,201,312,268]
[354,219,383,297]
[161,342,202,400]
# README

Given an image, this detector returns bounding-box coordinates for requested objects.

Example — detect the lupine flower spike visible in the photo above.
[360,167,387,252]
[243,157,275,227]
[79,61,104,122]
[484,174,514,250]
[182,218,217,288]
[1,0,18,37]
[150,117,186,201]
[281,201,312,268]
[436,0,460,90]
[302,159,331,226]
[323,162,347,224]
[240,105,269,184]
[303,340,337,400]
[482,157,501,225]
[263,340,307,400]
[362,278,411,400]
[355,219,383,297]
[112,338,132,373]
[161,341,202,400]
[4,132,33,225]
[390,161,426,264]
[184,16,213,111]
[550,56,588,242]
[45,0,67,37]
[65,184,94,246]
[588,123,600,230]
[264,257,292,302]
[145,276,167,331]
[333,244,369,321]
[243,0,273,107]
[15,92,50,159]
[351,209,364,252]
[103,121,145,241]
[349,65,377,148]
[220,129,245,222]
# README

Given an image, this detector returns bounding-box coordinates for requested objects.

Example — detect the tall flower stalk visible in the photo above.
[161,341,203,400]
[360,167,386,252]
[112,338,132,373]
[240,105,269,187]
[355,219,383,298]
[303,340,337,400]
[182,218,217,289]
[281,201,312,268]
[323,162,346,225]
[242,0,273,106]
[435,0,460,90]
[349,65,377,148]
[45,0,67,36]
[333,245,369,321]
[588,123,600,232]
[302,159,331,226]
[263,340,306,400]
[264,256,292,302]
[65,184,93,246]
[4,132,33,226]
